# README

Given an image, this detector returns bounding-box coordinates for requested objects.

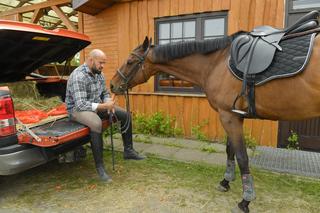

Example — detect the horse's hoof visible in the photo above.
[216,183,229,192]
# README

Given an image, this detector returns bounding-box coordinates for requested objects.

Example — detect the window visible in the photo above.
[155,12,227,93]
[288,0,320,13]
[292,0,320,10]
[286,0,320,29]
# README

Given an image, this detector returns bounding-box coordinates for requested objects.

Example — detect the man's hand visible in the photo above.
[97,95,115,113]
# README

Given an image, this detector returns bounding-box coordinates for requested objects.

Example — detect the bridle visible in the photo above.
[116,47,150,91]
[114,45,151,134]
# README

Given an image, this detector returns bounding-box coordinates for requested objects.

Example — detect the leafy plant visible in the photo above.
[244,132,257,152]
[103,121,120,138]
[191,119,209,141]
[133,112,183,137]
[287,130,299,150]
[201,145,217,153]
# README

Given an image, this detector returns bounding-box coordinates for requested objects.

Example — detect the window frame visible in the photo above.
[286,0,320,28]
[154,11,228,94]
[288,0,320,13]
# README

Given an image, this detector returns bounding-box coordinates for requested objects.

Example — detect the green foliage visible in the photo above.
[201,145,217,153]
[133,112,183,137]
[191,119,209,141]
[103,121,120,138]
[244,131,257,152]
[287,130,299,150]
[133,135,152,144]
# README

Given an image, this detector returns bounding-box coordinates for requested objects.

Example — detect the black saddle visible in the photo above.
[229,10,320,117]
[231,10,319,75]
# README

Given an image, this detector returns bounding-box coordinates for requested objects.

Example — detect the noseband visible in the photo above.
[116,47,150,91]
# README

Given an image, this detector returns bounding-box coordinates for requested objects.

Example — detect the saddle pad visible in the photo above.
[228,33,317,85]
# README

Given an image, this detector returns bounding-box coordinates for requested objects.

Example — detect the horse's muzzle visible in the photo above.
[110,81,125,95]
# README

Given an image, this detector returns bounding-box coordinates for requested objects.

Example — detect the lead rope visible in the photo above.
[113,89,131,134]
[109,112,115,171]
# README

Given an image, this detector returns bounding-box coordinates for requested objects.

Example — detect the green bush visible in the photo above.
[244,132,257,152]
[133,112,183,137]
[191,120,209,141]
[287,130,299,150]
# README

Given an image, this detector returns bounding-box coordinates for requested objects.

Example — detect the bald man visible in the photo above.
[65,49,144,182]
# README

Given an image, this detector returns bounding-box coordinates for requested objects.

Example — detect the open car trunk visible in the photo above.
[0,20,104,148]
[0,20,90,83]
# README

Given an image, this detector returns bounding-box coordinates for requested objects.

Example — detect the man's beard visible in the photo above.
[92,65,102,74]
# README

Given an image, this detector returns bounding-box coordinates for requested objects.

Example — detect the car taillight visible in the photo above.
[0,96,16,136]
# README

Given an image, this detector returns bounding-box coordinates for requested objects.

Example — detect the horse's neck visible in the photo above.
[152,55,212,86]
[151,49,228,87]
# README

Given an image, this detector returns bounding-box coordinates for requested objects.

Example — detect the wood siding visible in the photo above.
[82,0,285,146]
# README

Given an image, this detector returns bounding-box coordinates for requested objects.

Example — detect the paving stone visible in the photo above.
[250,146,320,178]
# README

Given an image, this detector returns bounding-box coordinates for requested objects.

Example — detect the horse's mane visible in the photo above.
[152,31,246,63]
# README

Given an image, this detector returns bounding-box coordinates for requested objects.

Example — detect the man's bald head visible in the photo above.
[86,49,107,74]
[88,49,106,60]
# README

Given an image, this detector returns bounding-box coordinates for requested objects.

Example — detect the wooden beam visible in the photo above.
[0,0,71,17]
[51,5,77,31]
[48,10,77,29]
[31,8,44,23]
[78,12,85,64]
[17,13,23,22]
[16,0,32,8]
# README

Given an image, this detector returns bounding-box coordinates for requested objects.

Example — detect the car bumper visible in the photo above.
[0,144,47,175]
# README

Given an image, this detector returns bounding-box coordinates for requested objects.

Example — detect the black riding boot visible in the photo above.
[122,123,145,160]
[90,132,112,182]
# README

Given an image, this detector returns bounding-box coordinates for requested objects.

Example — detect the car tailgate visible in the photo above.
[18,118,109,147]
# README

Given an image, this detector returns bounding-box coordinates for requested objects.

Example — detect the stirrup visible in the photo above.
[232,109,248,116]
[232,93,248,116]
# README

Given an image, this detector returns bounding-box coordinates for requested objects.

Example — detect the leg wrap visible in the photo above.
[224,160,236,181]
[241,174,256,201]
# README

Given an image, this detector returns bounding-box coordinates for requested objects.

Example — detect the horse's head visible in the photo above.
[111,37,152,94]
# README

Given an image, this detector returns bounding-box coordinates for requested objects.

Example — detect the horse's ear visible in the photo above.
[142,36,149,51]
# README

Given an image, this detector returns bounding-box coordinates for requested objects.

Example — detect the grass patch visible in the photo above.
[201,145,217,153]
[162,142,184,148]
[132,134,152,144]
[0,152,319,212]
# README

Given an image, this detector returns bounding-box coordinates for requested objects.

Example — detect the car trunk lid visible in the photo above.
[0,20,91,83]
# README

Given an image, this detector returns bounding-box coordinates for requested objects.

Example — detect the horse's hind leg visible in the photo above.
[217,136,236,192]
[218,110,255,213]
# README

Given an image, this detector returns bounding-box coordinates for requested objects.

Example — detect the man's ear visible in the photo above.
[142,36,149,51]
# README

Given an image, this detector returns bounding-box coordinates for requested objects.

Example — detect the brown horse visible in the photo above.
[110,32,320,212]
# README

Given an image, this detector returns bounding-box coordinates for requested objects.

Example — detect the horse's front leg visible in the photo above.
[218,110,256,213]
[217,136,236,192]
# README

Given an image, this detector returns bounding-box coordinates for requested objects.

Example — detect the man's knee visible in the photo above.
[71,111,103,133]
[90,119,103,133]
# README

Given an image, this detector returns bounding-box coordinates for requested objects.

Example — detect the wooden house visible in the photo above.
[2,0,320,150]
[73,0,320,151]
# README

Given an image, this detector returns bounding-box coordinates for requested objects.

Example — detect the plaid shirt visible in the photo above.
[65,64,110,113]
